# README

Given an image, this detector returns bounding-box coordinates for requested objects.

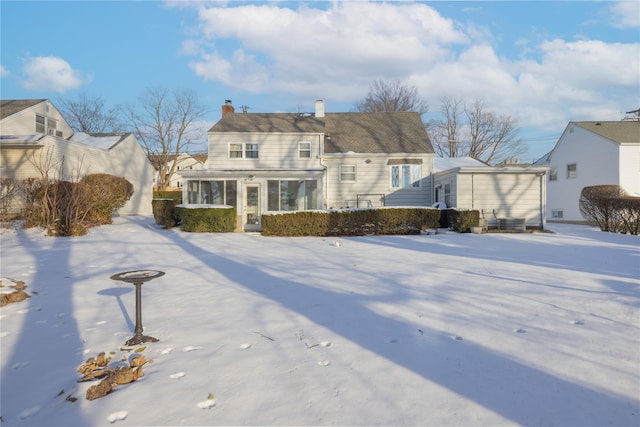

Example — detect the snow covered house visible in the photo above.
[180,100,435,231]
[0,99,154,216]
[535,121,640,222]
[433,157,549,230]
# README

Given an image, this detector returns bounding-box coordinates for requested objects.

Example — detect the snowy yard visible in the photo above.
[0,216,638,426]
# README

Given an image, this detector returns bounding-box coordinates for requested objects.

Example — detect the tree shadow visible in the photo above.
[157,228,638,426]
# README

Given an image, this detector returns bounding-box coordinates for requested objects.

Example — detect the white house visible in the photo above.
[180,100,435,231]
[0,99,154,216]
[433,157,549,230]
[535,121,640,222]
[151,152,207,190]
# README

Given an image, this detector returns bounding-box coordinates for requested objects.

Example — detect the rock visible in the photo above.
[86,372,115,401]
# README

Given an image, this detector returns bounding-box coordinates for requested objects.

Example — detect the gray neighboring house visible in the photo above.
[180,100,435,231]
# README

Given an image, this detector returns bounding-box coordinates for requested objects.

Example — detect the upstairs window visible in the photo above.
[229,143,259,159]
[549,168,558,181]
[567,163,577,179]
[245,143,259,158]
[298,141,311,158]
[36,115,46,133]
[340,165,356,182]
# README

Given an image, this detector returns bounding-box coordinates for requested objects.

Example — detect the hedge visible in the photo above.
[174,205,236,232]
[261,208,441,237]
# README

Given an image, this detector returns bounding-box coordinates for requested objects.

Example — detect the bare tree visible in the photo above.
[57,92,124,133]
[125,87,207,190]
[427,96,462,157]
[354,79,428,115]
[428,97,525,165]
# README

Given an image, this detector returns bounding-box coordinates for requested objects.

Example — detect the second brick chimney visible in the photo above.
[222,100,235,117]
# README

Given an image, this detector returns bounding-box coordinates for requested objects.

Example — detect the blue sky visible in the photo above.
[1,1,639,160]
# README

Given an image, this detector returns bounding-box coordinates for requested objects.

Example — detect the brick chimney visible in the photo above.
[222,100,235,117]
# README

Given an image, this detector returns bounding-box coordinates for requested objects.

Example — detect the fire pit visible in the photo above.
[110,270,165,346]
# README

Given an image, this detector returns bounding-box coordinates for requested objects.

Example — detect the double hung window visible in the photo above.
[229,143,259,159]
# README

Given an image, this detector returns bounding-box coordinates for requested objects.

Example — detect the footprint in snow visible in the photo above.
[12,361,30,369]
[450,335,463,341]
[320,341,332,347]
[514,328,527,333]
[107,410,128,423]
[183,346,202,352]
[19,405,41,420]
[96,320,107,325]
[197,399,216,409]
[161,347,173,355]
[169,372,186,379]
[318,360,330,367]
[571,319,584,325]
[240,343,252,349]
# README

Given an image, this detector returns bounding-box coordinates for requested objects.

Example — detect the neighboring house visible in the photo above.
[535,121,640,222]
[433,157,549,229]
[180,100,435,231]
[150,153,208,190]
[0,99,154,216]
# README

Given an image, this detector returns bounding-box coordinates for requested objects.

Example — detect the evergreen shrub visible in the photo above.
[174,205,236,232]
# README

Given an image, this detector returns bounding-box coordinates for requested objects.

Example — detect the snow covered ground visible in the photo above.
[0,216,638,426]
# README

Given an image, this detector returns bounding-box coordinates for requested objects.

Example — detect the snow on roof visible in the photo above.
[69,132,123,150]
[433,156,486,172]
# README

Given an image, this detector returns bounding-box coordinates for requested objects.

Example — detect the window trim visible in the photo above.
[552,209,564,219]
[390,164,421,189]
[228,142,259,159]
[339,164,357,182]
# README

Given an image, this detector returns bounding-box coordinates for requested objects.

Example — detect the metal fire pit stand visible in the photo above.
[110,270,165,347]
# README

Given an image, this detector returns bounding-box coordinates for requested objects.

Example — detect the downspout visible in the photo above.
[471,173,475,210]
[319,133,328,209]
[539,172,545,230]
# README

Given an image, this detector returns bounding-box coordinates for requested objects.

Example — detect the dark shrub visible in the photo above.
[174,205,236,232]
[447,209,480,233]
[152,199,179,228]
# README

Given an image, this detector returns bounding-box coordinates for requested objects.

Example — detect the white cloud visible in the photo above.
[19,56,87,93]
[0,65,9,78]
[185,2,639,134]
[609,1,640,29]
[189,2,466,98]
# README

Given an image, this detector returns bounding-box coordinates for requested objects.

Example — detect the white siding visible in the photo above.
[208,132,323,170]
[546,124,638,221]
[323,154,434,208]
[1,101,73,138]
[456,172,545,227]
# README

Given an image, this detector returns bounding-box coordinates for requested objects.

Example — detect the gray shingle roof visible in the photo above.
[209,111,433,154]
[0,99,46,120]
[574,121,640,144]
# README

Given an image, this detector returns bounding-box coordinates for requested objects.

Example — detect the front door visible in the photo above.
[244,184,261,231]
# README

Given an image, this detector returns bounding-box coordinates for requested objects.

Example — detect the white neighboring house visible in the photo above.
[535,121,640,222]
[0,99,154,216]
[151,153,207,190]
[433,157,549,229]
